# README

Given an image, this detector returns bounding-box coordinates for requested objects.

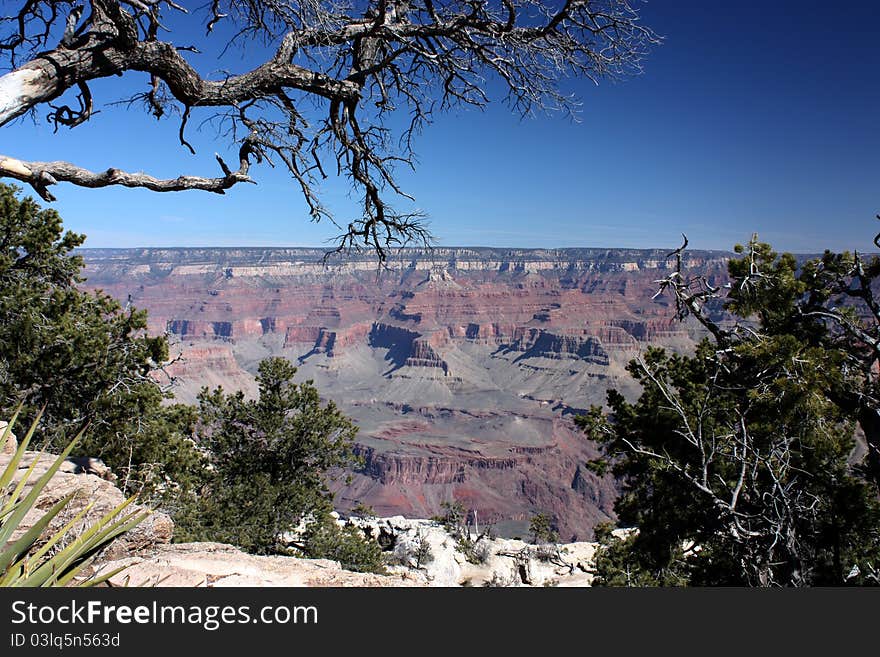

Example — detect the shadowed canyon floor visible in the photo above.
[82,247,729,540]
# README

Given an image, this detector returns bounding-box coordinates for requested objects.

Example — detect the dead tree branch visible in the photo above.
[0,0,660,257]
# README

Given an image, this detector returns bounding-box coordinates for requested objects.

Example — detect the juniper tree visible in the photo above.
[580,234,880,586]
[173,357,370,562]
[0,182,200,493]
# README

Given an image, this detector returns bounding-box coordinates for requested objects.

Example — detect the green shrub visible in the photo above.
[529,512,559,545]
[0,183,183,496]
[300,516,386,574]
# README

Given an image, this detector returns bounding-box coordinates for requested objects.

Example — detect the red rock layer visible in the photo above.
[82,247,729,538]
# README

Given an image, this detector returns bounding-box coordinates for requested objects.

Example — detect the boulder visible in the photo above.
[63,456,116,481]
[0,451,173,562]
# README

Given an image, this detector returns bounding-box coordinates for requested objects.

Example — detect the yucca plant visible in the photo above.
[0,409,148,587]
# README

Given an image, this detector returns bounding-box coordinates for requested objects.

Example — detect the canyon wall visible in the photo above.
[81,246,730,540]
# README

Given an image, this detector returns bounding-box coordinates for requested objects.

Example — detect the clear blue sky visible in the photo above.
[2,0,878,252]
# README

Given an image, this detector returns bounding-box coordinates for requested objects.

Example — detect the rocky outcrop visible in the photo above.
[1,447,428,587]
[348,516,609,587]
[506,328,609,364]
[404,339,449,373]
[283,325,323,345]
[286,322,373,356]
[92,515,616,587]
[160,344,258,401]
[0,451,173,562]
[355,445,515,485]
[369,322,420,351]
[95,543,427,587]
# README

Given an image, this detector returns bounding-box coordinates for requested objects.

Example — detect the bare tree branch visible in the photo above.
[0,0,659,257]
[0,144,255,201]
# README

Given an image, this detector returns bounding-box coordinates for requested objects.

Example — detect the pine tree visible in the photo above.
[580,236,880,586]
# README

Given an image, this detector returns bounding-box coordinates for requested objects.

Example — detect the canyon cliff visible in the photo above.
[81,246,730,540]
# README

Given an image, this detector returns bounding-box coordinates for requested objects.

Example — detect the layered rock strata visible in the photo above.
[82,246,729,538]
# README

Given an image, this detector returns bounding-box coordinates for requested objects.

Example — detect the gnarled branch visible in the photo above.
[0,150,254,201]
[0,0,659,256]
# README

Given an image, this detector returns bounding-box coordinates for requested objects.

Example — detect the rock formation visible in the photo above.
[1,450,173,562]
[81,246,730,539]
[95,543,428,587]
[346,515,607,587]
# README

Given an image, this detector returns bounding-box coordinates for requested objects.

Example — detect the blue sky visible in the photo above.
[2,0,878,252]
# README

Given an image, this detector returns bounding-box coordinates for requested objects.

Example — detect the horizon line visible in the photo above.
[73,244,848,256]
[75,244,738,253]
